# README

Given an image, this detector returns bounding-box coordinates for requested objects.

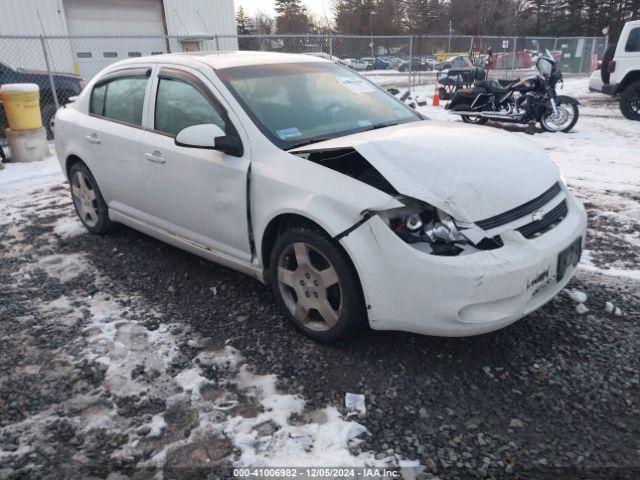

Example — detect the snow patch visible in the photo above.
[53,218,85,239]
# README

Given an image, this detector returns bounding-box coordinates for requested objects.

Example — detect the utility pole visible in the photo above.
[448,20,452,53]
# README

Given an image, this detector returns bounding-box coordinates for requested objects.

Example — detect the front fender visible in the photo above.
[556,95,580,105]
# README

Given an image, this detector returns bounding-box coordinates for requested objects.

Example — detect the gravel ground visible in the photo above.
[1,86,639,480]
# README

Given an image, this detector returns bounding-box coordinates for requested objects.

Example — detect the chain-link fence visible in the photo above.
[0,33,607,140]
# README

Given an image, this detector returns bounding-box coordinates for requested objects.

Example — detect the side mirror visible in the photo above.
[175,124,243,157]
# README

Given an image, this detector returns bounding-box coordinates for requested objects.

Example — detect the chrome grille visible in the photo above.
[517,200,568,239]
[476,182,562,230]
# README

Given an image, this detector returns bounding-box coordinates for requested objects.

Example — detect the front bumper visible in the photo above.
[339,192,587,337]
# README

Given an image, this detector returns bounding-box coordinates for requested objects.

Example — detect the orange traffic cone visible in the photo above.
[432,82,440,107]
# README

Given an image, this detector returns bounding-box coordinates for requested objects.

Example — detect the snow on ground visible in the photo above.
[0,159,418,475]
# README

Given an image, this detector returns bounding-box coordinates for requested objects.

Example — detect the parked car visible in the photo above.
[362,57,391,70]
[588,63,604,92]
[398,58,434,72]
[342,58,368,71]
[54,52,587,342]
[600,20,640,120]
[436,55,473,71]
[0,60,84,138]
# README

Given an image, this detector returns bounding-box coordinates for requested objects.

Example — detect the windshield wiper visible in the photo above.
[285,137,332,151]
[361,121,399,132]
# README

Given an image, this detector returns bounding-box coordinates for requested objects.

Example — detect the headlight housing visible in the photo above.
[380,198,502,256]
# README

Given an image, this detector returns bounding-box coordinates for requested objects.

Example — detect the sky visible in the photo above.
[234,0,334,21]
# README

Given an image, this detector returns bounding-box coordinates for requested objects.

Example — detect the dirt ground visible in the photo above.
[0,78,638,480]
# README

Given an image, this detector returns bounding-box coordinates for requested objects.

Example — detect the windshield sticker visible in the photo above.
[336,76,377,94]
[276,127,302,140]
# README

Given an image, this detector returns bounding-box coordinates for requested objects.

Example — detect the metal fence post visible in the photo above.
[329,34,333,59]
[40,35,59,111]
[408,35,413,91]
[214,34,220,51]
[512,37,517,72]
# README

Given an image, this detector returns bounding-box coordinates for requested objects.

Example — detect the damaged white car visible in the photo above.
[54,52,587,342]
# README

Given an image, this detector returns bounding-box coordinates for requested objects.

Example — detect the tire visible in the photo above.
[601,44,616,85]
[540,99,579,132]
[453,102,488,125]
[619,81,640,121]
[68,162,114,234]
[269,226,366,342]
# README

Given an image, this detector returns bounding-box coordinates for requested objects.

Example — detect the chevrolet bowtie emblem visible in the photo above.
[532,210,545,222]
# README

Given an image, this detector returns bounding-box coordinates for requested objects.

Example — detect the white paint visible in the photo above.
[54,52,589,337]
[608,20,640,89]
[292,120,560,222]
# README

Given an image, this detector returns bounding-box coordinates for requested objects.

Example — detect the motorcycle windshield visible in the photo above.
[537,57,554,77]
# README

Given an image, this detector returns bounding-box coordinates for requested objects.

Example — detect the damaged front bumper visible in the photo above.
[339,192,587,337]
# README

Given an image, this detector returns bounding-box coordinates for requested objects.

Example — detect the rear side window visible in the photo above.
[90,84,106,116]
[90,76,148,126]
[626,28,640,52]
[154,77,225,136]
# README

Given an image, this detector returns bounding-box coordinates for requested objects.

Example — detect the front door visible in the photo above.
[140,66,252,262]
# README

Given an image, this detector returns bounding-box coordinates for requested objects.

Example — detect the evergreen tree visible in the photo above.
[235,6,255,35]
[275,0,311,33]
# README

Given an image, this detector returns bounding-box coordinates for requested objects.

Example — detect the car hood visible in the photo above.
[290,120,560,223]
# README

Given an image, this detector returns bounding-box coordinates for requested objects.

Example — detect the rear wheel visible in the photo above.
[619,81,640,121]
[69,162,113,234]
[453,102,488,125]
[269,227,366,342]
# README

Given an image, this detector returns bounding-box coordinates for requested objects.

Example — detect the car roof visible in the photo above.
[114,51,327,71]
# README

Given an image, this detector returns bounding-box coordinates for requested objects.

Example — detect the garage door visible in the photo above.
[63,0,167,79]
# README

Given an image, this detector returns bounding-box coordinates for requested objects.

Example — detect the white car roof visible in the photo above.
[113,51,327,71]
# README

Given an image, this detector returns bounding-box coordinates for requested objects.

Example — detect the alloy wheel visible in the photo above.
[628,91,640,114]
[71,170,99,227]
[276,241,342,332]
[542,103,575,132]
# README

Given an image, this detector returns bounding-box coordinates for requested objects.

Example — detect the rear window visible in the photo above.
[626,28,640,52]
[90,75,148,126]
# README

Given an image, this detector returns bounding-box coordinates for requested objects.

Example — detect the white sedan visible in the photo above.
[54,51,587,342]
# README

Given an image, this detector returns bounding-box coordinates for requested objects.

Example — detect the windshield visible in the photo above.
[537,57,554,77]
[217,62,421,149]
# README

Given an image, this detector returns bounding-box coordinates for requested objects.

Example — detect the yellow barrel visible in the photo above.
[0,84,42,131]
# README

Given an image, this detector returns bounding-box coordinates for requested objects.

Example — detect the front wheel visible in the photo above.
[619,81,640,121]
[540,99,579,132]
[269,227,366,342]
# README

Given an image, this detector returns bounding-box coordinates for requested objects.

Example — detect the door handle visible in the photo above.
[86,133,101,144]
[144,151,165,164]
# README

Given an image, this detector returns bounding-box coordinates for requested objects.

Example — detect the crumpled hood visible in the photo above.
[291,120,560,223]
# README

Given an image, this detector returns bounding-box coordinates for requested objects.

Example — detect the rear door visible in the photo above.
[139,65,252,262]
[83,66,154,219]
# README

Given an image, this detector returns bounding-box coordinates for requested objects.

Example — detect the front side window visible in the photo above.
[626,28,640,52]
[154,76,226,136]
[90,75,148,126]
[217,62,420,149]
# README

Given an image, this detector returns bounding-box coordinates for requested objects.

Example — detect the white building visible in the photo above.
[0,0,238,78]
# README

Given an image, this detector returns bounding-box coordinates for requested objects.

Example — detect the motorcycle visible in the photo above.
[445,41,580,132]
